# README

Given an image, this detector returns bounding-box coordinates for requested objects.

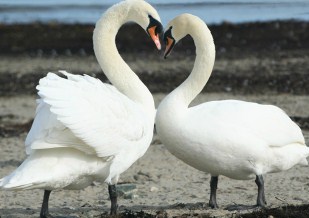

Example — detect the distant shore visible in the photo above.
[1,20,308,56]
[0,20,308,96]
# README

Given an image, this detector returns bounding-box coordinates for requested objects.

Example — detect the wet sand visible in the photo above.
[0,21,309,217]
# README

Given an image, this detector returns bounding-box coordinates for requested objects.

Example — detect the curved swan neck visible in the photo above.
[93,1,154,113]
[170,21,216,108]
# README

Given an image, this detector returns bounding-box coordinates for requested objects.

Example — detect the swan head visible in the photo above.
[127,0,163,50]
[163,13,201,58]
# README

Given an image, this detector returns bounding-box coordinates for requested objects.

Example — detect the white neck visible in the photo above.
[93,1,155,114]
[166,22,216,109]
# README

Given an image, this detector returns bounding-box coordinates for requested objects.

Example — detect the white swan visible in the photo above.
[155,13,309,208]
[0,0,162,217]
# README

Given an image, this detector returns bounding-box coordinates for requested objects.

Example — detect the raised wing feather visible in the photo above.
[29,71,146,157]
[25,99,94,155]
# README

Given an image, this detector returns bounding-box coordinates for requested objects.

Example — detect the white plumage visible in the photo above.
[166,100,307,180]
[1,71,153,189]
[156,14,309,208]
[0,0,162,216]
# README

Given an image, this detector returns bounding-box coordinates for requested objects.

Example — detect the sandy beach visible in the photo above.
[0,21,309,217]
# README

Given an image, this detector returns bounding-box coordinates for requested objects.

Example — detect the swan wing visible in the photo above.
[191,100,305,147]
[30,72,146,158]
[25,98,93,155]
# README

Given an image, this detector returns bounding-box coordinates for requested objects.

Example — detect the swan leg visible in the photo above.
[255,175,267,207]
[40,190,52,218]
[108,184,118,215]
[209,176,219,208]
[225,176,267,211]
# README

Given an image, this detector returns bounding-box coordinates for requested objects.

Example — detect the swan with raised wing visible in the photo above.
[0,0,162,217]
[155,13,309,208]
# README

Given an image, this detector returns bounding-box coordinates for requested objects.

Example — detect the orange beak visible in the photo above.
[148,26,161,50]
[164,37,174,59]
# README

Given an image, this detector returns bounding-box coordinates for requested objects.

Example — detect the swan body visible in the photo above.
[156,14,309,207]
[159,99,307,180]
[1,71,152,189]
[0,0,162,216]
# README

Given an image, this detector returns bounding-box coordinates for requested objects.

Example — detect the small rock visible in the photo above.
[79,48,87,56]
[150,186,159,192]
[124,193,139,199]
[224,86,232,92]
[81,202,92,208]
[37,49,43,57]
[116,184,138,199]
[64,49,72,56]
[50,49,58,57]
[117,183,137,192]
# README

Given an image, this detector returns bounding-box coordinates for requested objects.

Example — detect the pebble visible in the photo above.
[150,186,159,192]
[116,184,138,199]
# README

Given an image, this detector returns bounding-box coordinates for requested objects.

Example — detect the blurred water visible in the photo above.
[0,0,309,24]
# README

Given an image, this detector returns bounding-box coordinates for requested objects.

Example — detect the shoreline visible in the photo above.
[0,20,308,96]
[0,20,308,55]
[0,51,308,96]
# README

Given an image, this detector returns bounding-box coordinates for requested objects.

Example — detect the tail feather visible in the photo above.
[2,182,35,190]
[0,175,36,190]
